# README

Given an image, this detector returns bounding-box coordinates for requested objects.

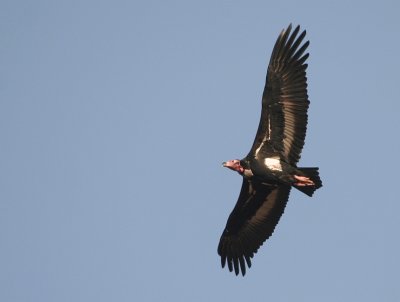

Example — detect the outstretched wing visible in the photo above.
[218,180,291,276]
[248,24,310,165]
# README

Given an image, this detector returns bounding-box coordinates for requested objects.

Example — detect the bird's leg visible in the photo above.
[293,175,315,186]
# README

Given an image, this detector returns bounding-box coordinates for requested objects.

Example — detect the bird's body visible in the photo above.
[219,24,322,276]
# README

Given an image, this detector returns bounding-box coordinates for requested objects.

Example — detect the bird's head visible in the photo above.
[222,159,244,174]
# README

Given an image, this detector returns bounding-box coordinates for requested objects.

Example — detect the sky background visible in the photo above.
[1,1,400,301]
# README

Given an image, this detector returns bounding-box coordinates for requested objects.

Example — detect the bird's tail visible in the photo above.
[293,167,322,197]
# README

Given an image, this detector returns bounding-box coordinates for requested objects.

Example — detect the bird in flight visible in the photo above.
[219,24,322,276]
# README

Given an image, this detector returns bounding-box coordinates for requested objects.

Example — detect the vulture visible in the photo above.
[219,24,322,276]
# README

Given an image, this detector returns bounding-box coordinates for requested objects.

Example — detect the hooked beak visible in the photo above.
[222,161,227,167]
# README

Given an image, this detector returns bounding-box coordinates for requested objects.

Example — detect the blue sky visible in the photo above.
[1,1,400,301]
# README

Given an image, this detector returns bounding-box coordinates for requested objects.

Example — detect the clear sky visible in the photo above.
[1,0,400,301]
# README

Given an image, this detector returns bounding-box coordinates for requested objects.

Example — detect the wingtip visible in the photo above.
[221,256,226,268]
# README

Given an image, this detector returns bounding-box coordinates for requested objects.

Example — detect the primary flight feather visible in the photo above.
[219,24,322,276]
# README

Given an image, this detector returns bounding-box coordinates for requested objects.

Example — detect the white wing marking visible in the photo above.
[254,119,271,158]
[264,157,282,171]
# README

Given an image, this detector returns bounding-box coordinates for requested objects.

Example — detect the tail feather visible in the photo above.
[294,167,322,197]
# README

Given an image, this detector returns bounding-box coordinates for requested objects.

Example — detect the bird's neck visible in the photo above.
[241,169,254,179]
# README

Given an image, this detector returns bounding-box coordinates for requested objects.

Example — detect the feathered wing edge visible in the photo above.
[218,180,291,276]
[248,24,310,165]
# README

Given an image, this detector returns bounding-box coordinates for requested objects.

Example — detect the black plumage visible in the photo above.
[219,24,322,276]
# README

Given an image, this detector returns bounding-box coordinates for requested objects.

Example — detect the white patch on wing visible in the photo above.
[255,119,271,157]
[268,118,271,139]
[264,157,282,171]
[254,139,265,157]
